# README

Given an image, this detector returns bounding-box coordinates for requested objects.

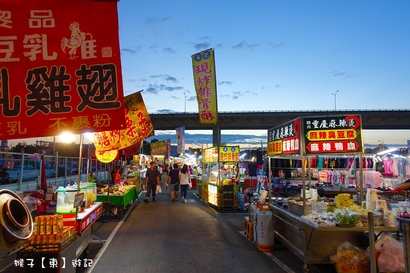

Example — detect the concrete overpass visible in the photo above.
[149,109,410,131]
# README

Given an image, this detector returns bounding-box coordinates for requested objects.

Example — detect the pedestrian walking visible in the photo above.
[179,164,191,203]
[165,163,180,202]
[143,162,160,203]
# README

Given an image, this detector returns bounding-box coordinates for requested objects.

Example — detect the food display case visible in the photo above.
[56,182,97,214]
[200,146,240,209]
[271,204,398,267]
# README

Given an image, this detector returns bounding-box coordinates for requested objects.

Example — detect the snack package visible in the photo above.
[329,241,368,264]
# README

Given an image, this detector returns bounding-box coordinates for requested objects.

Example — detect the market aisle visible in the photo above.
[85,186,302,273]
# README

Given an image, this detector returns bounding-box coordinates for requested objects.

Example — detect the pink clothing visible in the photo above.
[383,158,393,176]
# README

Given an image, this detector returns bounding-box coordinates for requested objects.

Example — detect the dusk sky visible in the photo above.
[7,0,410,148]
[117,0,410,147]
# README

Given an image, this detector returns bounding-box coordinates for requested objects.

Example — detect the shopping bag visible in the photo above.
[156,185,162,193]
[188,182,192,189]
[375,233,405,272]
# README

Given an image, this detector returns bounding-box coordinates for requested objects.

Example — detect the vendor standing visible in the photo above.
[143,162,160,203]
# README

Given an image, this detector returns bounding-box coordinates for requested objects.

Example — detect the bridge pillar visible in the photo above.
[212,125,220,147]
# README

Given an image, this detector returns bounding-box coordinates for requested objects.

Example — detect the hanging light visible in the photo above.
[376,148,397,156]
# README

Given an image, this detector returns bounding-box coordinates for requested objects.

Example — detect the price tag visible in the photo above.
[74,193,84,208]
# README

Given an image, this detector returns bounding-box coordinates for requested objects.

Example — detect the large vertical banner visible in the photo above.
[93,91,154,152]
[176,126,185,155]
[191,48,218,124]
[0,0,125,139]
[166,139,171,159]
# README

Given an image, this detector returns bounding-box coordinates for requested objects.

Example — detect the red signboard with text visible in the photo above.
[267,118,301,156]
[302,115,363,155]
[0,0,125,140]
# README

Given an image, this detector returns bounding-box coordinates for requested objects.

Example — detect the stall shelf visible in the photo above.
[17,231,77,273]
[96,186,137,218]
[271,204,398,269]
[201,182,239,209]
[14,202,102,273]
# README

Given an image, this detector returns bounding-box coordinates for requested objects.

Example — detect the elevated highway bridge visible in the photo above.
[149,109,410,131]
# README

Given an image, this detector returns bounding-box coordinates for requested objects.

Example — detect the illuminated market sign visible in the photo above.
[267,118,301,156]
[150,140,168,155]
[219,146,239,162]
[0,0,125,139]
[203,147,218,163]
[302,115,363,155]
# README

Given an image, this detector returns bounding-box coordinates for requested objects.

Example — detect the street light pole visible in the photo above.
[184,92,187,113]
[331,90,339,110]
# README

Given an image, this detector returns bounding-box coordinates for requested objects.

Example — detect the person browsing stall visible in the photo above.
[179,164,191,203]
[143,162,160,203]
[113,166,123,185]
[165,163,180,202]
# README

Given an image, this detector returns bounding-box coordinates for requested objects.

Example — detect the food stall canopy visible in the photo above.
[1,0,126,140]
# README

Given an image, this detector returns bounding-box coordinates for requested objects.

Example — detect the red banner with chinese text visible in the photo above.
[192,48,218,124]
[0,0,125,140]
[93,91,154,152]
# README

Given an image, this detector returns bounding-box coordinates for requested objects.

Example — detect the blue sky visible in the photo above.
[7,0,410,148]
[117,0,410,146]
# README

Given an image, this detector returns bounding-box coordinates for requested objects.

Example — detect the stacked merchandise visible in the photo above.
[25,215,76,252]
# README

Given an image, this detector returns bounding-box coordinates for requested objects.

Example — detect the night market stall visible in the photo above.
[200,146,240,209]
[264,115,400,272]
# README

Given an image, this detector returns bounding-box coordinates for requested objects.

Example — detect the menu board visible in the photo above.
[302,115,363,155]
[267,118,301,156]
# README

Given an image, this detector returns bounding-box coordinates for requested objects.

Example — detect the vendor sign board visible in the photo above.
[302,115,363,155]
[267,118,301,156]
[0,0,125,139]
[203,147,218,163]
[191,48,218,124]
[150,140,168,155]
[219,146,239,162]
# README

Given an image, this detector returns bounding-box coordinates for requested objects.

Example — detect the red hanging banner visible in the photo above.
[0,0,125,140]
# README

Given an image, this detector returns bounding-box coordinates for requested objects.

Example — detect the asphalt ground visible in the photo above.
[78,178,337,273]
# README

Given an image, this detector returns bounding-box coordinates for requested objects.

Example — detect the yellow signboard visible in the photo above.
[192,49,218,124]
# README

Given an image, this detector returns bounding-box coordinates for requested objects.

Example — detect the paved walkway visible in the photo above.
[81,178,337,273]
